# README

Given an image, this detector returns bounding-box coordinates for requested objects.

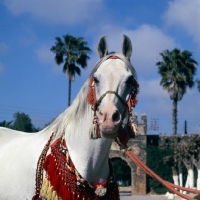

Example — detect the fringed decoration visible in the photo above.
[46,185,53,200]
[51,191,58,200]
[37,137,119,200]
[87,77,97,109]
[128,109,137,138]
[40,177,60,200]
[89,110,101,139]
[127,79,139,111]
[88,76,101,139]
[40,178,49,196]
[32,132,55,200]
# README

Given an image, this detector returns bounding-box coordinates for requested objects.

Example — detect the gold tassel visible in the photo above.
[40,177,49,196]
[89,110,100,139]
[46,185,53,200]
[130,122,137,137]
[89,123,98,139]
[129,110,137,137]
[40,178,59,200]
[51,191,59,200]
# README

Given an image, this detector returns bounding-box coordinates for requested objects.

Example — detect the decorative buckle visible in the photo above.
[95,185,107,197]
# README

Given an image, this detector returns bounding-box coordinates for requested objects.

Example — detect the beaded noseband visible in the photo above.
[97,90,127,108]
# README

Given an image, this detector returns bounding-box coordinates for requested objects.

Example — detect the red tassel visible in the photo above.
[71,190,76,200]
[47,157,57,182]
[58,178,65,197]
[127,95,138,110]
[129,123,136,138]
[63,188,71,200]
[42,154,51,170]
[87,77,97,108]
[127,79,139,110]
[96,123,101,138]
[52,171,61,192]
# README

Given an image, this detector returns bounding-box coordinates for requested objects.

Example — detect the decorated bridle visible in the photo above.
[87,55,139,147]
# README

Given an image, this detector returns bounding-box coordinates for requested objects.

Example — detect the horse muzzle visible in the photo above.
[97,107,122,139]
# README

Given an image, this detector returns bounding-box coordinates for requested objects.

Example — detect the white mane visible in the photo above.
[44,79,91,141]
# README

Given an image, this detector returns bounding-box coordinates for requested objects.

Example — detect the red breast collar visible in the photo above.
[33,137,119,200]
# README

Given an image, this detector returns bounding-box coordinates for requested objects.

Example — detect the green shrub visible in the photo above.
[146,145,173,192]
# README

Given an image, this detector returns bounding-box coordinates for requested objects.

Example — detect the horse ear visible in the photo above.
[97,35,108,58]
[122,35,132,60]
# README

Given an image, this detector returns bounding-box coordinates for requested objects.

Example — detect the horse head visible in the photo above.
[88,35,139,143]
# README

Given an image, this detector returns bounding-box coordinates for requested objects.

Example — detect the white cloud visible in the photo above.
[164,0,200,46]
[91,24,177,77]
[126,25,177,76]
[139,79,167,99]
[133,78,172,133]
[137,78,171,114]
[4,0,103,25]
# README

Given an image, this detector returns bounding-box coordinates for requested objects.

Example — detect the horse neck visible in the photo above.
[46,80,113,185]
[64,106,113,186]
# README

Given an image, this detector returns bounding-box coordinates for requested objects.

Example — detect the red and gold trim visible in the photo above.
[33,137,119,200]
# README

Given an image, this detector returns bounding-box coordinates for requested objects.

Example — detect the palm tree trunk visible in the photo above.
[197,168,200,190]
[191,157,200,190]
[172,99,178,134]
[68,78,71,107]
[171,165,179,186]
[183,159,194,189]
[178,160,183,193]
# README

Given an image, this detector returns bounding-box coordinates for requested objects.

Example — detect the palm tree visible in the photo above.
[156,48,198,134]
[51,34,91,106]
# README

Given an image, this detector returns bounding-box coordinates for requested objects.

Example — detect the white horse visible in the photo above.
[0,35,138,200]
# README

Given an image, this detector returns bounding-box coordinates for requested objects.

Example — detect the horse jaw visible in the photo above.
[99,120,120,139]
[100,130,119,139]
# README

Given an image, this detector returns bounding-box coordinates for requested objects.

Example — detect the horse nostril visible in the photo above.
[112,110,120,122]
[99,110,103,115]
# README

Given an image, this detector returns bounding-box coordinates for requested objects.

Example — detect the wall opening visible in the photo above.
[110,157,131,186]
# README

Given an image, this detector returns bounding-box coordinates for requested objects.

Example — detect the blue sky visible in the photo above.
[0,0,200,134]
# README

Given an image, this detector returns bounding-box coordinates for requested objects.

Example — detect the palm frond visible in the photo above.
[157,48,198,101]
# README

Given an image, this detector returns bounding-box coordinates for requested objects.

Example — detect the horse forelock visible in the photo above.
[90,53,137,79]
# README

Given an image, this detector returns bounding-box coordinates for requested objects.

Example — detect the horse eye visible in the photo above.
[94,77,99,83]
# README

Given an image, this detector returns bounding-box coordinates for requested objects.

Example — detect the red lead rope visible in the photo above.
[125,150,200,200]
